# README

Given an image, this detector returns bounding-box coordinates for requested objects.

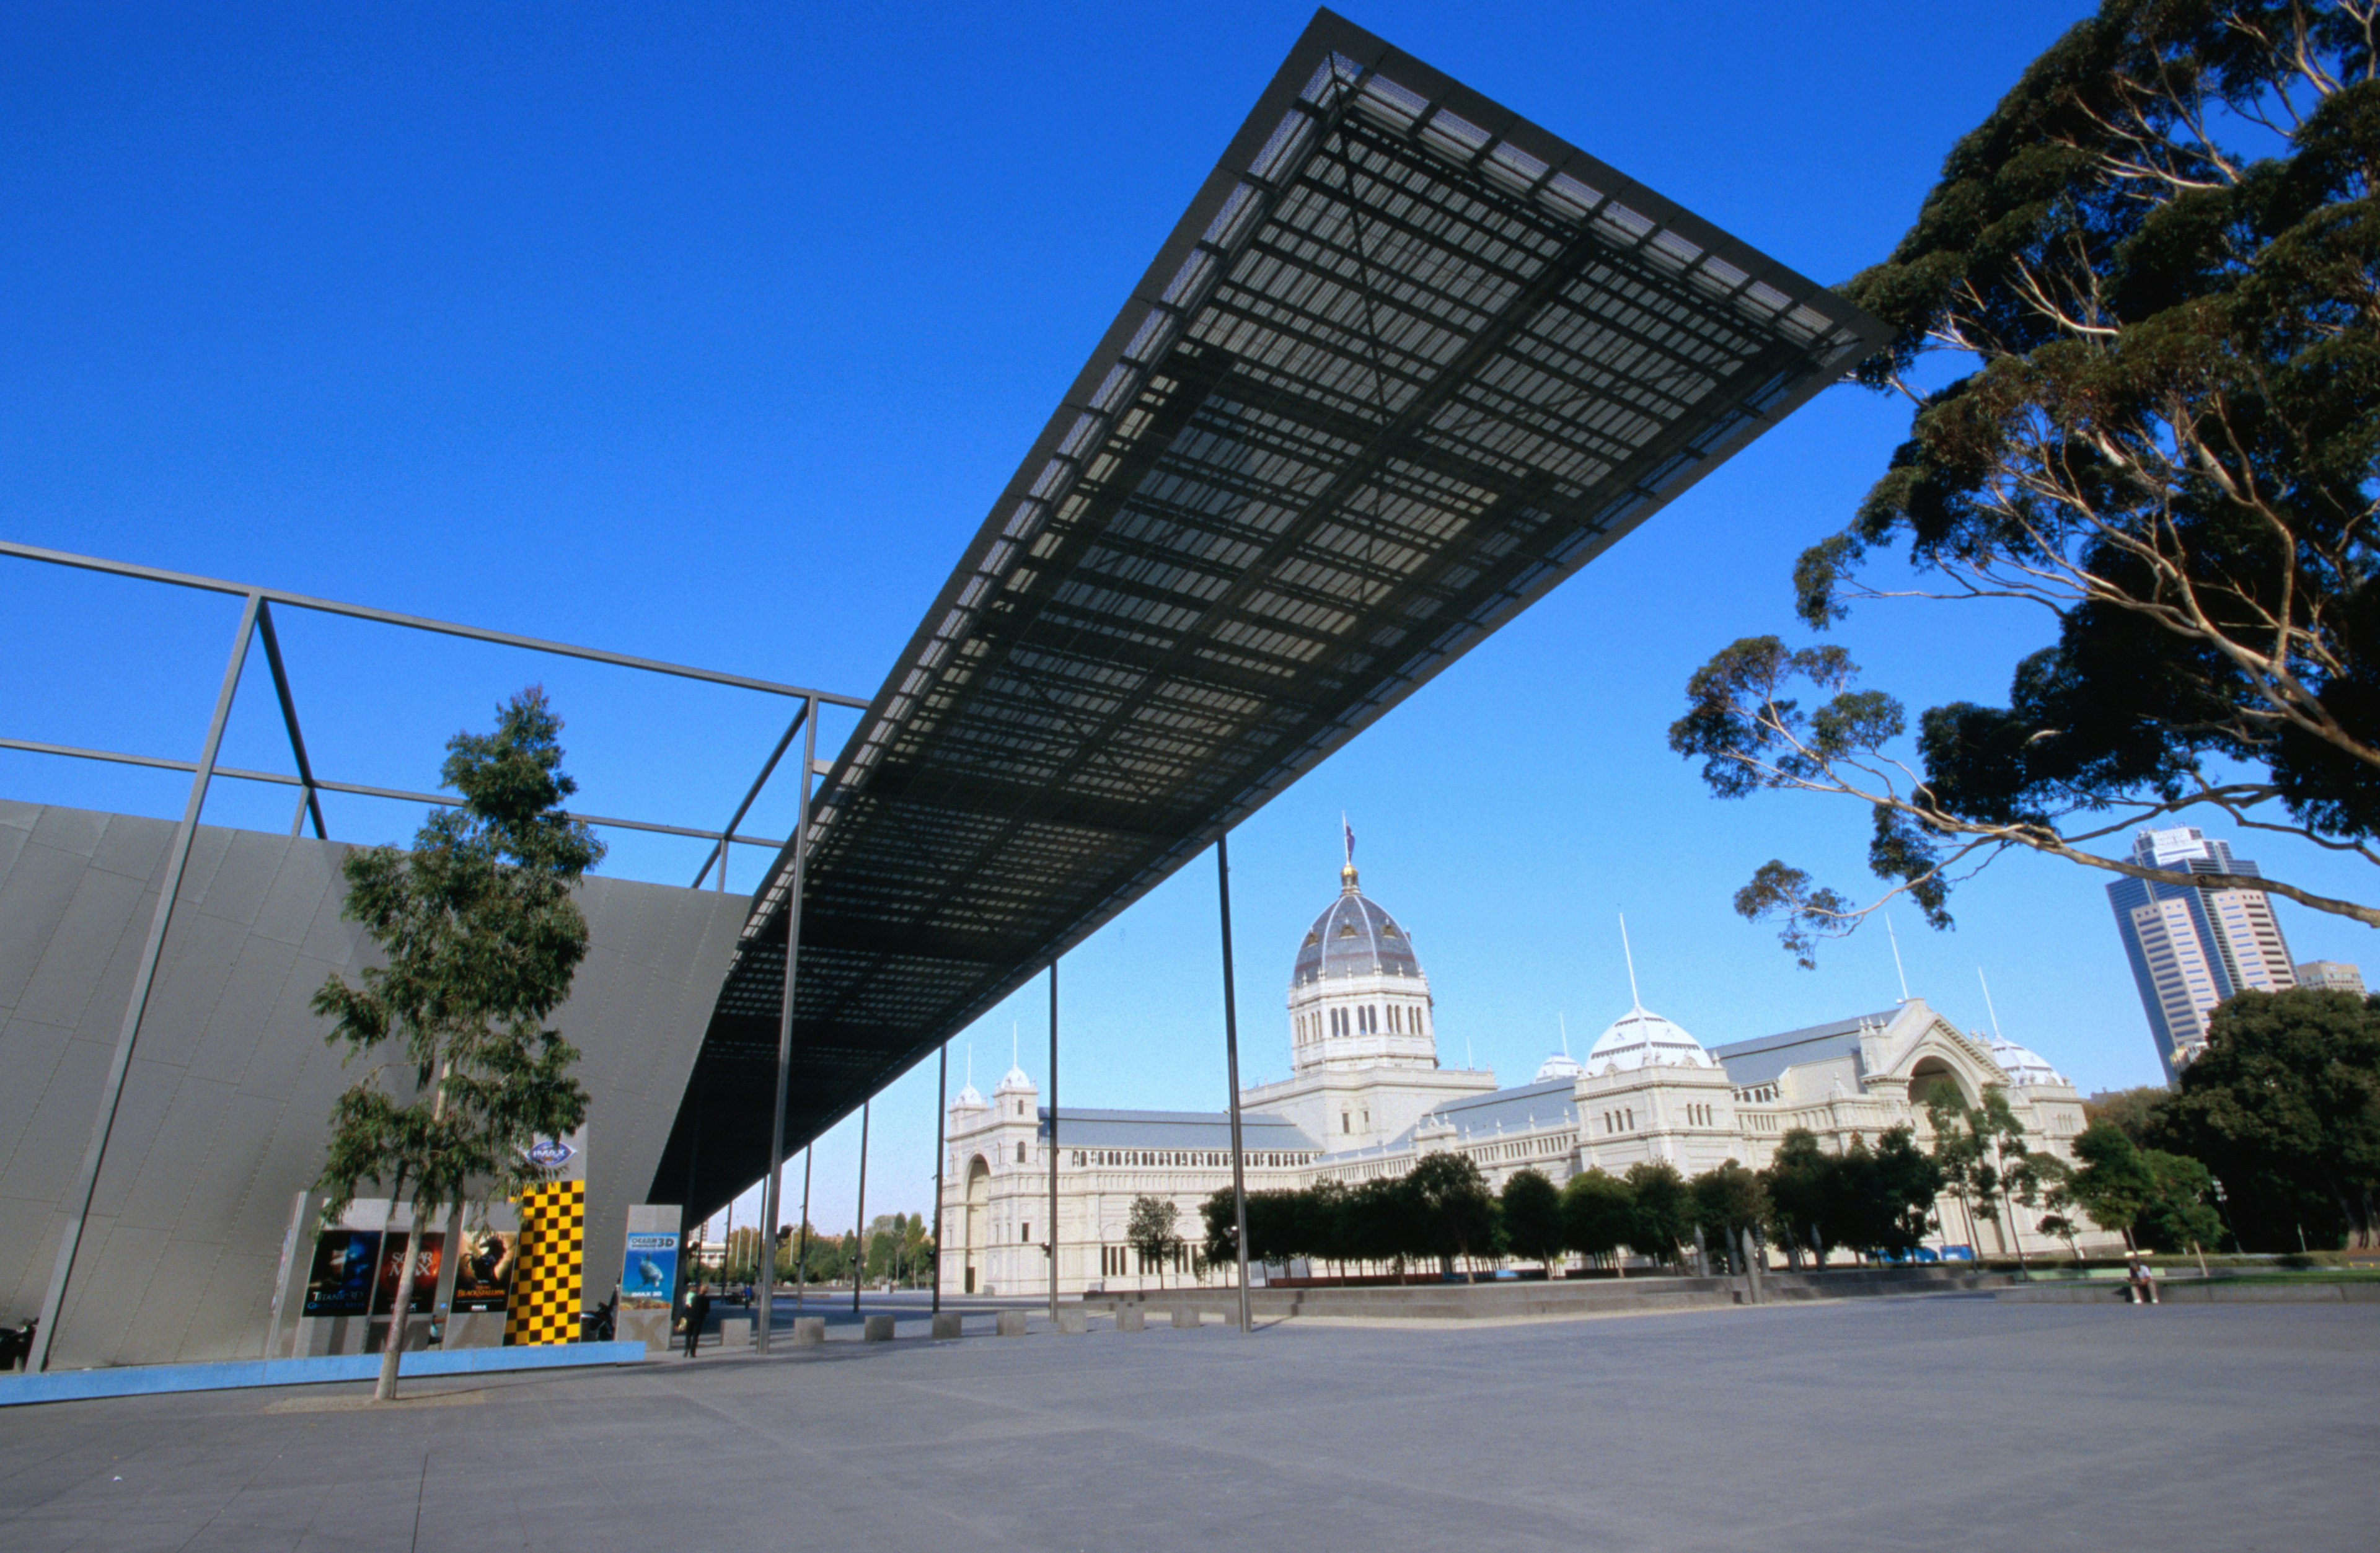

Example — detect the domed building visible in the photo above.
[939,850,2104,1298]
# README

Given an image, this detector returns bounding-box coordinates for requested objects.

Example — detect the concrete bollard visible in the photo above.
[719,1317,753,1348]
[1056,1308,1088,1335]
[930,1311,964,1340]
[1115,1305,1145,1332]
[995,1309,1030,1337]
[1172,1307,1201,1330]
[863,1314,896,1342]
[791,1317,826,1345]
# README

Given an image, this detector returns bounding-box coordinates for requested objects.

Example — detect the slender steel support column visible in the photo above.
[253,601,327,840]
[1217,834,1252,1334]
[794,1148,812,1313]
[754,695,819,1354]
[851,1101,870,1313]
[932,1044,947,1315]
[31,592,262,1373]
[1047,957,1059,1319]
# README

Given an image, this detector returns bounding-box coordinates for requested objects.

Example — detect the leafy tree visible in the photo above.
[2084,1086,2172,1143]
[1561,1169,1637,1275]
[1668,3,2380,964]
[312,689,599,1403]
[1409,1153,1502,1279]
[2038,1211,2088,1265]
[2140,1149,2226,1271]
[1500,1169,1567,1274]
[1199,1188,1237,1269]
[1929,1087,2035,1260]
[2073,1119,2161,1247]
[1623,1161,1693,1268]
[2158,987,2380,1247]
[1127,1195,1180,1288]
[1690,1160,1771,1272]
[1344,1176,1419,1275]
[1835,1127,1943,1258]
[1762,1128,1840,1267]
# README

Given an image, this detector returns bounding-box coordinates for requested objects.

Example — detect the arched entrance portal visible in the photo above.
[1908,1057,1972,1114]
[963,1156,990,1295]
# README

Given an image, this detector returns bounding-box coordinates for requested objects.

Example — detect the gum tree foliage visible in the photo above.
[1499,1168,1567,1272]
[312,689,601,1402]
[2158,985,2380,1244]
[1669,2,2380,965]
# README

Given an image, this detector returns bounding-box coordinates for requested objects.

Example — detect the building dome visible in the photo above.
[1588,1006,1714,1073]
[1290,864,1422,987]
[951,1082,985,1111]
[993,1064,1035,1096]
[1988,1035,2067,1089]
[1533,1050,1584,1083]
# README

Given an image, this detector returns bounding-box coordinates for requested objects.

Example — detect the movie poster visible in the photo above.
[374,1230,443,1315]
[450,1227,518,1313]
[620,1231,679,1309]
[302,1230,381,1317]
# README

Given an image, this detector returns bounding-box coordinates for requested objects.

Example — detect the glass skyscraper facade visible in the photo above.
[2108,827,2296,1081]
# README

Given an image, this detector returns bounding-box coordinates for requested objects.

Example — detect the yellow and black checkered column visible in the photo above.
[505,1181,585,1345]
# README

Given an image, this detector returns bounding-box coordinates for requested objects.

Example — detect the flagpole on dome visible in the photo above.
[1618,912,1644,1013]
[1341,814,1358,894]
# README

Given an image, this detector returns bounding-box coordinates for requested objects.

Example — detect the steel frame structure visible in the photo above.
[655,10,1889,1240]
[1,539,865,1370]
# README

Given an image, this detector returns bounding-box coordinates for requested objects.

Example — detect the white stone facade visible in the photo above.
[940,866,2114,1296]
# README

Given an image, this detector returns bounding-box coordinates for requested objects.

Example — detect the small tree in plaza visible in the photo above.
[1499,1169,1566,1275]
[1127,1195,1180,1288]
[1562,1169,1637,1276]
[312,689,601,1404]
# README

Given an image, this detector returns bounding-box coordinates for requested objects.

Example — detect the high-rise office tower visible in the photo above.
[2109,827,2296,1081]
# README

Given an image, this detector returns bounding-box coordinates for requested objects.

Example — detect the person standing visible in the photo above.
[684,1285,712,1355]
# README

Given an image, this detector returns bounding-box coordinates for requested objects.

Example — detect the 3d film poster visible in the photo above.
[374,1230,443,1315]
[620,1231,679,1309]
[302,1230,381,1317]
[451,1228,518,1313]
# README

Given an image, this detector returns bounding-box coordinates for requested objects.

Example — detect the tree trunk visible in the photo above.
[2190,1238,2210,1279]
[374,1199,423,1404]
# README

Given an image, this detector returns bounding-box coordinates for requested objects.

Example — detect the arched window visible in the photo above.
[1015,1142,1026,1164]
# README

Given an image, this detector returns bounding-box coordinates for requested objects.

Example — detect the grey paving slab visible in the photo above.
[1,1300,2373,1552]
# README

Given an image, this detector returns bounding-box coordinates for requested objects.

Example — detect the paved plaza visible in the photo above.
[2,1296,2374,1551]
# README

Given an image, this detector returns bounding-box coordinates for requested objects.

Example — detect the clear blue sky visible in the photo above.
[11,2,2370,1233]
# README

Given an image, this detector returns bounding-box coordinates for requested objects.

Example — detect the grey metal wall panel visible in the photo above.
[0,801,747,1370]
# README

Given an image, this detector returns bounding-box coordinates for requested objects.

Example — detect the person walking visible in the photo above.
[683,1285,712,1356]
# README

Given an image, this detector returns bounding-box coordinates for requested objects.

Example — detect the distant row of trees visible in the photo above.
[1174,1082,2250,1278]
[1191,1130,1965,1281]
[703,1212,937,1289]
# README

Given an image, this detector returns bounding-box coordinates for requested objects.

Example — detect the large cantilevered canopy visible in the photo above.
[650,8,1885,1216]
